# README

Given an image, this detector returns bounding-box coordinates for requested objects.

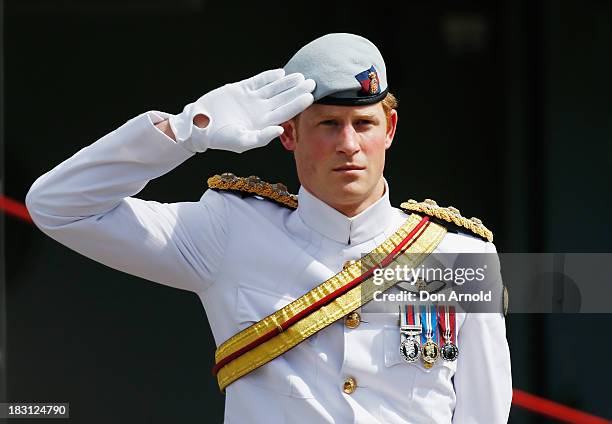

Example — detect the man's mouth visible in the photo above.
[333,165,366,171]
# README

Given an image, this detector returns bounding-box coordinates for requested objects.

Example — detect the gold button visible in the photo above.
[344,311,361,329]
[343,260,356,270]
[343,377,357,394]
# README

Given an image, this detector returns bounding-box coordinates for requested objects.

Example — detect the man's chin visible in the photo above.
[331,180,369,200]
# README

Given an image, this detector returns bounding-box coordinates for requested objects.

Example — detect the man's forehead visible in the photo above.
[303,102,383,118]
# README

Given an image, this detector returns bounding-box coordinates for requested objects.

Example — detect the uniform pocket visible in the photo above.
[381,324,457,422]
[234,283,316,399]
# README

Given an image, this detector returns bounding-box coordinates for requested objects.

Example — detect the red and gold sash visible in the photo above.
[212,214,447,392]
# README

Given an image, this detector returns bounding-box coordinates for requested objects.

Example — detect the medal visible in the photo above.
[420,305,440,368]
[399,305,421,363]
[439,305,459,361]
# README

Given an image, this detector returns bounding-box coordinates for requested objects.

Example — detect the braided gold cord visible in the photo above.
[208,173,298,209]
[400,200,493,242]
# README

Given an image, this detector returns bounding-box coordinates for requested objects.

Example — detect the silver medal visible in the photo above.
[441,306,459,361]
[399,305,422,364]
[400,335,421,363]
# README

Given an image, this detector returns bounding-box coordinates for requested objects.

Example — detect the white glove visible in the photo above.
[169,69,315,153]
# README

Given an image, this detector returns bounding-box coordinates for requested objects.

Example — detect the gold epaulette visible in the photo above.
[400,198,493,242]
[207,173,298,209]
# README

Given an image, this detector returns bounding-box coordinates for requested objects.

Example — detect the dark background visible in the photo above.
[2,0,612,422]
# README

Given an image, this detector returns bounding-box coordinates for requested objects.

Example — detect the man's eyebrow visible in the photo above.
[313,115,341,120]
[354,113,379,120]
[314,113,379,120]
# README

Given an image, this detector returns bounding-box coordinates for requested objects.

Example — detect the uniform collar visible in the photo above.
[296,178,395,245]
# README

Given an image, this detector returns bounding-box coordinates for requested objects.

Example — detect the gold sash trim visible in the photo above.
[215,214,447,391]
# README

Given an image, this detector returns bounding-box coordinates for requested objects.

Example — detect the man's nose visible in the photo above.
[336,124,360,155]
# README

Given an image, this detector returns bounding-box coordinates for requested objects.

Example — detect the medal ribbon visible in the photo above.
[407,305,413,325]
[400,305,420,331]
[413,305,420,329]
[420,305,438,344]
[438,306,457,344]
[450,306,456,344]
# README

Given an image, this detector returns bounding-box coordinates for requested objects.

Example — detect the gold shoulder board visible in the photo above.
[400,198,493,242]
[207,173,298,210]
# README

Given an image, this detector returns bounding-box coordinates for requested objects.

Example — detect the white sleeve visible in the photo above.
[451,242,513,424]
[25,111,228,293]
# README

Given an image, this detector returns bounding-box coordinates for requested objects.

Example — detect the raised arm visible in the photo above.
[25,69,315,293]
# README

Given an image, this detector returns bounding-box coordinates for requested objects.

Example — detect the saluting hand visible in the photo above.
[169,69,315,153]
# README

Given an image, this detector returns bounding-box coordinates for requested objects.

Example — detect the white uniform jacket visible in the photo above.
[26,112,513,423]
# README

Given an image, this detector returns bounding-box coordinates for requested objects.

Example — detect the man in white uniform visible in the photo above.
[26,33,512,423]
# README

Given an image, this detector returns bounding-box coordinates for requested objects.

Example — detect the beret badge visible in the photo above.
[355,65,381,96]
[368,72,379,94]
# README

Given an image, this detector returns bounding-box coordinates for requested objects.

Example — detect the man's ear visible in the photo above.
[279,120,298,151]
[384,109,398,150]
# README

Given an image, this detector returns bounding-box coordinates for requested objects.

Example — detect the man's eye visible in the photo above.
[321,120,337,126]
[357,119,373,126]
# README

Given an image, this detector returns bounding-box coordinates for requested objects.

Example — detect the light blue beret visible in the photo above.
[284,33,388,106]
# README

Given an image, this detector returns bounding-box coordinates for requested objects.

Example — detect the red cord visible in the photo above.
[0,195,33,223]
[513,389,612,423]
